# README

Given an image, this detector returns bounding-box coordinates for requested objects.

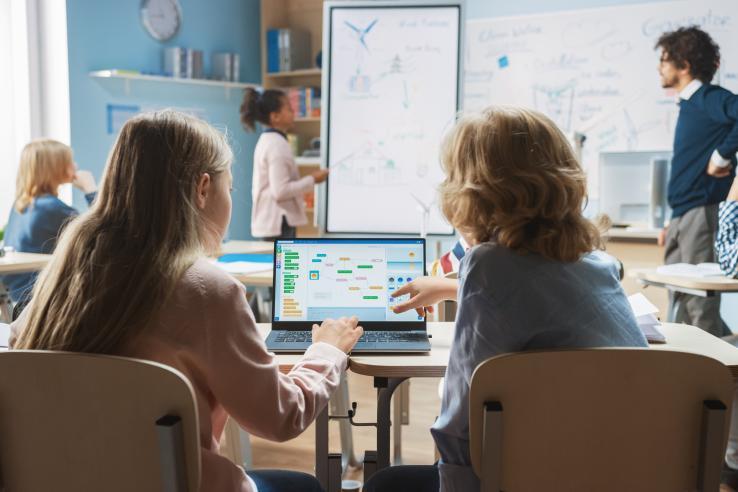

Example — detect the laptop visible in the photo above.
[265,238,431,353]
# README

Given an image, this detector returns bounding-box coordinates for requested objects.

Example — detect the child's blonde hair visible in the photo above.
[439,106,602,262]
[15,110,233,354]
[14,139,73,212]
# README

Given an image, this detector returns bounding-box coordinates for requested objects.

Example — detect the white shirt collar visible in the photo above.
[679,79,703,101]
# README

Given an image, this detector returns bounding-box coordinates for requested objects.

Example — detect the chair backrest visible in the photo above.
[0,351,201,491]
[469,349,734,492]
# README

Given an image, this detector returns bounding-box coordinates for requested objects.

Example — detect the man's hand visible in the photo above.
[707,160,732,178]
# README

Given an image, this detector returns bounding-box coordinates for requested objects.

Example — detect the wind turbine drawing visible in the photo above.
[344,19,378,50]
[410,191,434,238]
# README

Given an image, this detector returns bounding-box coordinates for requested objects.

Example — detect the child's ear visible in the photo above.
[195,173,211,210]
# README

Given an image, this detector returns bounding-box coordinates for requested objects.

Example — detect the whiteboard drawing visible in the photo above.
[532,82,576,131]
[326,4,460,234]
[344,19,378,51]
[464,0,738,199]
[332,143,402,187]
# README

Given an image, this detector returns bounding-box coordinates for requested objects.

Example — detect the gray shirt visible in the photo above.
[431,242,647,491]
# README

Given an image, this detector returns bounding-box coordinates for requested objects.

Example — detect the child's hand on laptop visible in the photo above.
[391,277,459,316]
[312,316,363,353]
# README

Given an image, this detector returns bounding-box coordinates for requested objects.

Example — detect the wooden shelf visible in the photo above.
[265,68,321,78]
[261,0,324,186]
[89,70,258,100]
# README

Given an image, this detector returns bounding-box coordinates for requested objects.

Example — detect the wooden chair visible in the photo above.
[0,351,201,491]
[469,349,734,492]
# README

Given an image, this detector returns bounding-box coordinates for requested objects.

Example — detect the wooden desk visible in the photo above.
[230,270,272,288]
[0,253,52,322]
[0,252,52,275]
[218,240,273,255]
[605,228,660,243]
[257,321,738,491]
[632,268,738,321]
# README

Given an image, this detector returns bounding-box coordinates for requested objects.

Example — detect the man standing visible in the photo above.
[656,26,738,336]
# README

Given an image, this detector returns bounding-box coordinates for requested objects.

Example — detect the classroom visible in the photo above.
[1,0,738,490]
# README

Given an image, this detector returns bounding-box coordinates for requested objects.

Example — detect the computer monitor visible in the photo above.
[272,238,426,330]
[599,150,672,228]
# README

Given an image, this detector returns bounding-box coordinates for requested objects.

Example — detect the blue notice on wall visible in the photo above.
[498,55,509,69]
[107,104,140,134]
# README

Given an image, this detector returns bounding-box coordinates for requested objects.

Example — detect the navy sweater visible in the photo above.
[669,84,738,218]
[1,192,95,302]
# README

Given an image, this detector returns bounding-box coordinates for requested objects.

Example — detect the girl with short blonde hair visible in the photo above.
[2,139,97,303]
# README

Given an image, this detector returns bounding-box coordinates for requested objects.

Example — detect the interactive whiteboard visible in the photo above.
[464,0,738,198]
[323,1,461,234]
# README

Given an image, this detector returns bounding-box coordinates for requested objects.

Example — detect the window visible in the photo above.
[0,0,70,229]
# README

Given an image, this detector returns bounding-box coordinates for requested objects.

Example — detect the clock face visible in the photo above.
[140,0,182,42]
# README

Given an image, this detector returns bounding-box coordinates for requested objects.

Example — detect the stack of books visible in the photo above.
[285,87,321,118]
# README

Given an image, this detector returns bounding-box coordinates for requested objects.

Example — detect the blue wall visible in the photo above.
[66,0,261,239]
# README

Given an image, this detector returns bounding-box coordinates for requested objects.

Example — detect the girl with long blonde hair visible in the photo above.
[364,107,647,492]
[11,110,362,491]
[2,139,97,303]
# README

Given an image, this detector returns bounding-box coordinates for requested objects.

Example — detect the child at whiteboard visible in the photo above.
[240,88,328,239]
[363,107,646,492]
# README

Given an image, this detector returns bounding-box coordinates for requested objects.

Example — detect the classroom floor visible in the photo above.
[250,373,442,483]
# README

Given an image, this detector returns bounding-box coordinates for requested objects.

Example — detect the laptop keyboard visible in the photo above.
[274,331,427,343]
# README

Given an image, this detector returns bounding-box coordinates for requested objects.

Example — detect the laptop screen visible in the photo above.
[272,239,426,330]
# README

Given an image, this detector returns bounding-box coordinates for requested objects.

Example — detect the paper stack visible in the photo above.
[655,262,724,278]
[627,293,666,343]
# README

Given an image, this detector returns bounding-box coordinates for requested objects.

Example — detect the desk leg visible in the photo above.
[374,377,408,474]
[0,287,12,323]
[668,296,680,323]
[667,290,682,323]
[393,380,410,465]
[315,406,330,490]
[330,374,360,469]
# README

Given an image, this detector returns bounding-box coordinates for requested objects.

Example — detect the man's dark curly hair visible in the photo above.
[655,26,720,83]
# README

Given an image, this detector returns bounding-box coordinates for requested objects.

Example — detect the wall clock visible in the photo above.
[140,0,182,42]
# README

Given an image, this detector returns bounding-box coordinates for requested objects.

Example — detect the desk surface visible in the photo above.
[605,228,660,242]
[218,240,273,256]
[632,268,738,292]
[231,270,272,287]
[0,252,52,275]
[258,322,738,379]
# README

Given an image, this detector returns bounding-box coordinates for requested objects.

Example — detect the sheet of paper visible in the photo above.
[639,321,666,343]
[656,262,724,278]
[627,293,659,318]
[627,293,666,343]
[0,323,10,348]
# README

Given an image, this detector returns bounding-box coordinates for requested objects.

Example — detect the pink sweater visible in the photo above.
[11,258,347,491]
[251,132,315,238]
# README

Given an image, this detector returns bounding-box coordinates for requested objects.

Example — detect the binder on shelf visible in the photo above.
[266,30,280,73]
[266,28,312,73]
